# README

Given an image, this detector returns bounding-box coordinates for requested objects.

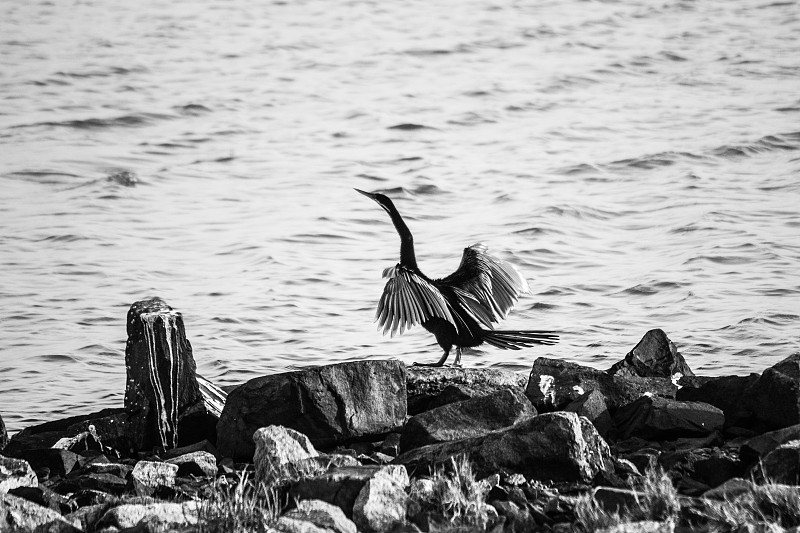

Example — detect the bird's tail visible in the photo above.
[482,330,559,350]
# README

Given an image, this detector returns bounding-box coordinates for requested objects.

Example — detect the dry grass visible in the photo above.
[701,482,800,531]
[409,455,495,532]
[196,471,281,533]
[574,467,680,531]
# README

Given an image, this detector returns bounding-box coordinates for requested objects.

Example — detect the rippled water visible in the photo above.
[1,0,799,432]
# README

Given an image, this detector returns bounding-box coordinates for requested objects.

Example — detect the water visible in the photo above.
[1,0,799,433]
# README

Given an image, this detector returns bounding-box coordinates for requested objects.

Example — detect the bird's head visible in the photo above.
[354,188,395,215]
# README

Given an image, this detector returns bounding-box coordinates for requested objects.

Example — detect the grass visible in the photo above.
[195,471,281,533]
[408,454,496,532]
[574,467,680,531]
[701,482,800,531]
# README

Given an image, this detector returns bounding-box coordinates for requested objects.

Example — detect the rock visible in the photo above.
[0,493,81,532]
[591,486,644,515]
[608,329,694,379]
[379,433,401,457]
[492,499,538,532]
[165,450,217,477]
[0,413,7,452]
[218,360,406,461]
[3,408,132,458]
[83,461,133,479]
[613,397,724,440]
[743,353,800,430]
[0,455,37,494]
[278,499,357,533]
[740,423,800,464]
[352,465,409,533]
[254,426,322,486]
[565,389,613,438]
[97,500,200,529]
[757,439,800,484]
[400,388,537,451]
[677,374,759,428]
[51,472,128,496]
[526,358,676,413]
[289,466,385,516]
[395,412,613,483]
[15,449,82,478]
[131,460,178,496]
[7,485,72,514]
[702,477,758,500]
[406,366,527,415]
[125,297,213,451]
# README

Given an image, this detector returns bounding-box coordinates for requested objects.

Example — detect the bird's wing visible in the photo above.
[376,264,457,337]
[436,243,530,326]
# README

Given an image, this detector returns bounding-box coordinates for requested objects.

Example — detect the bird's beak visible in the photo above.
[354,188,377,201]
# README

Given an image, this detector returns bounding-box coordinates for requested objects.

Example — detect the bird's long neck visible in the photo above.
[385,203,418,270]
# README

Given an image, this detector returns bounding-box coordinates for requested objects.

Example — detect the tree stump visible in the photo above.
[124,297,202,451]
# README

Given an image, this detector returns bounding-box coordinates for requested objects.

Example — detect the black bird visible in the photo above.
[356,189,558,366]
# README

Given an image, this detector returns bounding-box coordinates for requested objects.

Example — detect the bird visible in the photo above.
[356,188,558,367]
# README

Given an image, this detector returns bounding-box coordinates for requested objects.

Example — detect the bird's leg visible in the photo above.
[452,347,462,367]
[412,347,450,367]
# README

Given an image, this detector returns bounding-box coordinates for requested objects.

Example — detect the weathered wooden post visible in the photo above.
[124,297,204,450]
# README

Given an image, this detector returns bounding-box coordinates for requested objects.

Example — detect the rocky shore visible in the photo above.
[2,297,800,532]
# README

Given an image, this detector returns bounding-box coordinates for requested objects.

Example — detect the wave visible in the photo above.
[711,132,800,158]
[14,112,174,130]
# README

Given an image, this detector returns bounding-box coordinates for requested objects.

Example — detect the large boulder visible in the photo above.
[130,460,179,497]
[526,358,676,413]
[406,367,527,415]
[608,329,694,379]
[0,456,37,494]
[740,423,800,464]
[400,387,536,451]
[217,360,406,461]
[125,297,214,451]
[743,353,800,430]
[395,412,613,483]
[612,396,724,441]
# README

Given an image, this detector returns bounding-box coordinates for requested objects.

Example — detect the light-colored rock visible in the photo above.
[254,426,322,486]
[131,460,179,496]
[278,499,357,533]
[0,455,37,494]
[352,465,409,533]
[0,493,81,532]
[97,500,201,529]
[166,450,217,477]
[597,521,674,533]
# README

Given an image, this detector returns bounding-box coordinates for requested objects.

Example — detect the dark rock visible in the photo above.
[613,396,724,440]
[756,439,800,484]
[165,450,216,477]
[677,374,758,428]
[51,472,128,495]
[379,433,401,457]
[7,485,74,514]
[218,360,407,461]
[160,438,218,460]
[608,329,694,378]
[0,455,37,493]
[492,500,538,532]
[0,412,7,452]
[740,423,800,464]
[622,450,659,475]
[701,477,757,500]
[591,486,645,515]
[289,465,384,517]
[0,493,82,532]
[691,452,745,488]
[15,449,82,478]
[3,407,132,458]
[400,388,536,451]
[743,353,800,430]
[406,366,527,415]
[125,297,210,451]
[68,488,116,508]
[565,389,613,438]
[395,412,613,483]
[84,461,133,479]
[526,358,676,413]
